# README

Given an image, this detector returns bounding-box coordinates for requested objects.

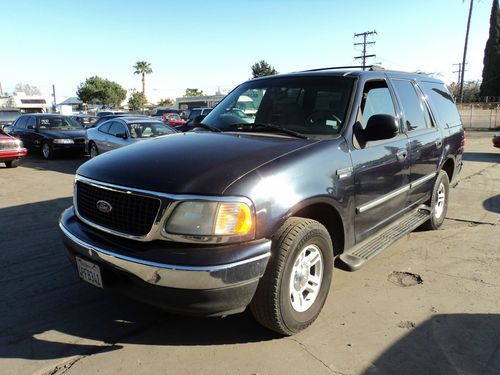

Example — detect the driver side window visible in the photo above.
[354,80,397,148]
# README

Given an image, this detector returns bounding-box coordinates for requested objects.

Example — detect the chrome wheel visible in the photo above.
[289,244,324,313]
[90,143,98,158]
[434,182,446,219]
[42,143,50,159]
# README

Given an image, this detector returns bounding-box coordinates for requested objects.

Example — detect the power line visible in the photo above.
[354,30,377,70]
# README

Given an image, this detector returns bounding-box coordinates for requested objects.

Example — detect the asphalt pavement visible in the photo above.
[0,132,498,375]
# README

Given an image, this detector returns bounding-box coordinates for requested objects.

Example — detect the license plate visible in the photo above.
[76,257,103,288]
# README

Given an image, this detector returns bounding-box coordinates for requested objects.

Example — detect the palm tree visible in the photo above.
[133,61,153,96]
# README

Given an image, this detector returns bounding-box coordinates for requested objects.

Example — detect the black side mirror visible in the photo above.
[115,133,128,139]
[27,125,36,130]
[364,114,399,142]
[193,114,206,125]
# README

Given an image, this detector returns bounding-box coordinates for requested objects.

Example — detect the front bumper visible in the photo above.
[59,207,271,316]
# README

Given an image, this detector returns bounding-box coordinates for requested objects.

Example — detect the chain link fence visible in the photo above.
[457,103,500,130]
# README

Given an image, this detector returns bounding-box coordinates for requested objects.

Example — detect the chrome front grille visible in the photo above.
[76,180,161,237]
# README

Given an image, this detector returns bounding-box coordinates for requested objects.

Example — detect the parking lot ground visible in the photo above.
[0,132,499,375]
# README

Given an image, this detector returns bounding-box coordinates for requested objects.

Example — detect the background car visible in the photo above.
[91,114,148,128]
[186,108,212,124]
[151,108,178,118]
[8,114,86,159]
[96,110,127,118]
[86,117,177,157]
[0,128,27,168]
[493,131,500,148]
[0,109,21,129]
[162,113,186,127]
[71,115,98,128]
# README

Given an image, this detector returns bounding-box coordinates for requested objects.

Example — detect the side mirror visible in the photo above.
[193,114,206,125]
[364,114,399,142]
[115,133,128,139]
[27,125,36,130]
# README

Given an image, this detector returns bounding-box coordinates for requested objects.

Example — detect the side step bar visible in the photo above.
[339,205,432,271]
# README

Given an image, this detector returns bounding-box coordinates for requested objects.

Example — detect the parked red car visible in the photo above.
[162,113,187,127]
[493,131,500,148]
[0,128,27,168]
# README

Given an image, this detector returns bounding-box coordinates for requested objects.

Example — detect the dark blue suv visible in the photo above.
[59,67,464,335]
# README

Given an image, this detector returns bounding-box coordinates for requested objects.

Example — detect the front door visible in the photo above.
[351,79,410,242]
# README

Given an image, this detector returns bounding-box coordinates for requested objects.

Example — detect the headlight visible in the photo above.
[165,201,254,238]
[53,139,74,144]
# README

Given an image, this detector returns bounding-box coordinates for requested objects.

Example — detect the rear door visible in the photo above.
[351,78,410,242]
[390,79,443,206]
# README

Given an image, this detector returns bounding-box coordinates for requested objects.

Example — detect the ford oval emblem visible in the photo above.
[96,200,112,213]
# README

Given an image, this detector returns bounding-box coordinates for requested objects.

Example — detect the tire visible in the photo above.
[5,159,19,168]
[250,217,334,335]
[89,142,99,158]
[421,170,450,230]
[41,142,53,160]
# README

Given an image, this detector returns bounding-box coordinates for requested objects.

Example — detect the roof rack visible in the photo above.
[302,65,385,72]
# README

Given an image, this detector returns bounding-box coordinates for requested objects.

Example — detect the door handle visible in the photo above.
[396,149,408,161]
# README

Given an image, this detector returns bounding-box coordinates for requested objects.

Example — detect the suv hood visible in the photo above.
[77,132,316,195]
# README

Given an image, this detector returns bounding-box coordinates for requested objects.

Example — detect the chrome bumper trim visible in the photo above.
[60,221,270,290]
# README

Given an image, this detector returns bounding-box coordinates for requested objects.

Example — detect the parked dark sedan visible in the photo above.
[9,114,86,159]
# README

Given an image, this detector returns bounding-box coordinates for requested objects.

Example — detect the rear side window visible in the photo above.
[99,122,112,133]
[392,80,430,131]
[15,116,28,128]
[420,82,462,128]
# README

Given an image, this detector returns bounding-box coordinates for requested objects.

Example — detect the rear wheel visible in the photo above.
[250,217,334,335]
[89,142,99,158]
[5,159,19,168]
[422,170,449,230]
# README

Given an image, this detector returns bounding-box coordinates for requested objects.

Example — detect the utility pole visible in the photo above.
[452,62,467,85]
[52,84,56,105]
[0,81,3,96]
[459,0,474,103]
[354,30,377,70]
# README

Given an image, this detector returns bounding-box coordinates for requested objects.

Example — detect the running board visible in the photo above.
[339,205,432,271]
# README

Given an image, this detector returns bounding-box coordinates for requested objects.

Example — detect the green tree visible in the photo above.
[184,88,204,97]
[480,0,500,97]
[251,60,278,78]
[133,61,153,95]
[449,80,481,102]
[157,98,174,107]
[76,76,127,108]
[128,90,147,111]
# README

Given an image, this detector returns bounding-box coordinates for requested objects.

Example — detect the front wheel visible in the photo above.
[41,142,53,160]
[89,142,99,158]
[421,170,449,230]
[250,217,334,335]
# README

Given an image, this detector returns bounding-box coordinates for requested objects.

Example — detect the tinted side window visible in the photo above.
[99,121,112,134]
[27,116,36,128]
[16,116,28,129]
[109,122,126,136]
[420,82,462,128]
[359,80,396,129]
[392,80,429,131]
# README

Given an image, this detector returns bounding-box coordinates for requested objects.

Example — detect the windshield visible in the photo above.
[0,112,20,122]
[203,76,354,137]
[127,122,175,138]
[38,117,83,130]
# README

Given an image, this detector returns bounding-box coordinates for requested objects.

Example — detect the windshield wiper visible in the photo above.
[191,123,222,133]
[229,122,309,139]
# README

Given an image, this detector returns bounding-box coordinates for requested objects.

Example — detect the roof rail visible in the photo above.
[302,65,385,72]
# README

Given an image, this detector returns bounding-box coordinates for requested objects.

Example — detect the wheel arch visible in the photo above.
[440,156,455,183]
[288,198,346,256]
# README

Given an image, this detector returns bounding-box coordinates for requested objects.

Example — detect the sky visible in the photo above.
[0,0,494,104]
